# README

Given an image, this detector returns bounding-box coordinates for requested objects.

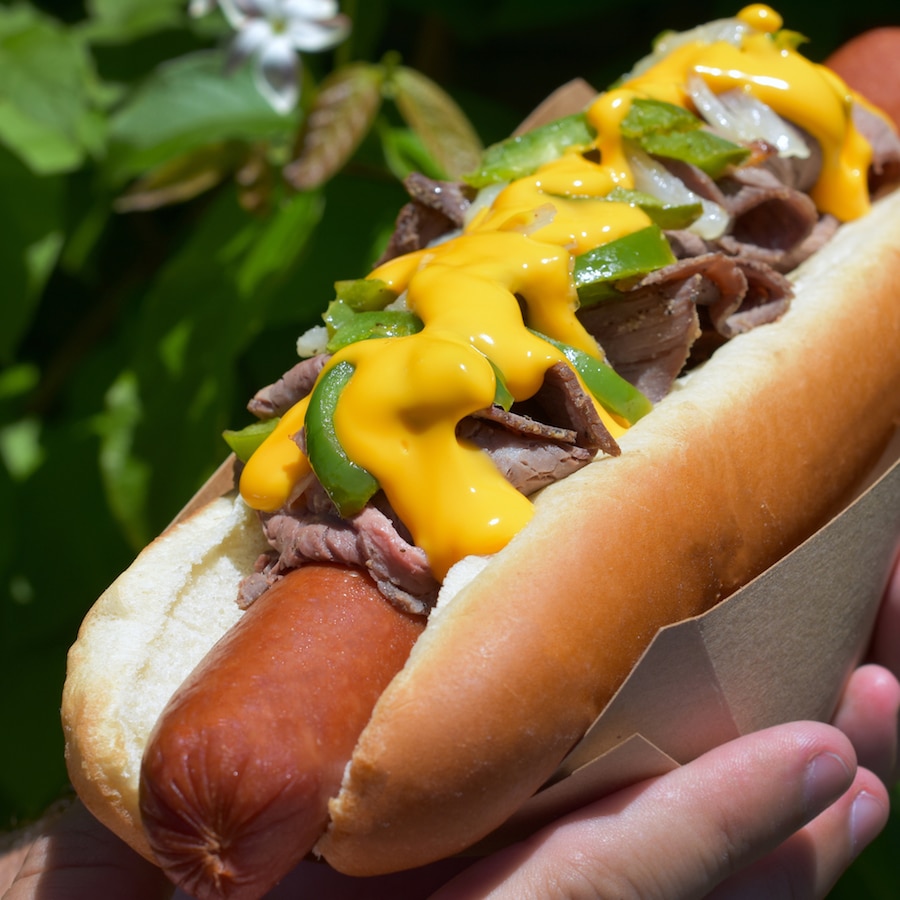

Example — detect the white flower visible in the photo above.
[189,0,217,16]
[196,1,351,114]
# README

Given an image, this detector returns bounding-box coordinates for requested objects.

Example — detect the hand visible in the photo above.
[4,559,898,900]
[0,797,172,900]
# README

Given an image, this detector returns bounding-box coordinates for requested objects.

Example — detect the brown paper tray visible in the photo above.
[483,429,900,845]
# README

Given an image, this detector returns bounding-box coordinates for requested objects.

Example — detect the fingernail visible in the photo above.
[850,790,888,856]
[804,752,852,814]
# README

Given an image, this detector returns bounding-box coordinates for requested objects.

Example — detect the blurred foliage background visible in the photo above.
[1,0,897,894]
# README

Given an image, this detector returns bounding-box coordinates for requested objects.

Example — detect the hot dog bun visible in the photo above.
[62,493,268,861]
[62,182,900,877]
[318,184,900,874]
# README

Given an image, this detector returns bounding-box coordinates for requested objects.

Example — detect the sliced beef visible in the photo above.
[760,140,822,194]
[707,258,792,337]
[853,103,900,194]
[714,166,819,270]
[242,488,439,616]
[403,172,475,225]
[375,174,475,265]
[578,250,792,400]
[523,362,620,456]
[247,353,330,419]
[659,159,728,208]
[665,229,711,259]
[470,404,577,445]
[577,274,702,403]
[458,416,595,497]
[775,213,840,273]
[375,203,456,265]
[238,98,896,615]
[658,158,825,271]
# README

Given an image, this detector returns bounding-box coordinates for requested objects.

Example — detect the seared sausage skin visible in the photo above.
[139,565,424,900]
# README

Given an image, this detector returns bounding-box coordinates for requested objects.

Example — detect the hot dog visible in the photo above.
[62,6,900,899]
[140,565,423,897]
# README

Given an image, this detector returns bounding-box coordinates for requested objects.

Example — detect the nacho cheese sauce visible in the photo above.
[240,5,873,580]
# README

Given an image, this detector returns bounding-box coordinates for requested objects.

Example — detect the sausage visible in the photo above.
[825,28,900,130]
[138,564,425,900]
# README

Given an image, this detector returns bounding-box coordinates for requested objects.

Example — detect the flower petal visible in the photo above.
[189,0,218,18]
[227,18,273,70]
[251,0,282,19]
[256,33,300,113]
[286,14,350,52]
[283,0,341,18]
[218,0,256,29]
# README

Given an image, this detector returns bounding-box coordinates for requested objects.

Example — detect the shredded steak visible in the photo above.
[237,97,900,612]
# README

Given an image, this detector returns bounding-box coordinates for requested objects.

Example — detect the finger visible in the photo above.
[706,767,889,900]
[170,857,474,900]
[0,829,36,895]
[870,550,900,677]
[430,722,859,900]
[4,799,173,900]
[831,663,900,785]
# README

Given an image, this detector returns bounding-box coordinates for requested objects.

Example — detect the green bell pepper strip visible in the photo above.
[323,297,356,335]
[305,360,380,517]
[488,358,515,411]
[324,278,403,345]
[621,97,705,136]
[326,309,424,352]
[333,277,397,311]
[620,98,751,179]
[573,224,676,306]
[532,331,653,425]
[223,418,280,463]
[603,186,702,230]
[464,112,597,188]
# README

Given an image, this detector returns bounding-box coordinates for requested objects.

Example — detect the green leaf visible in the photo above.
[0,5,106,175]
[231,189,327,298]
[106,50,294,184]
[0,417,44,482]
[114,142,248,212]
[390,65,483,178]
[284,62,384,191]
[96,370,151,548]
[0,408,136,826]
[378,122,447,181]
[97,185,325,540]
[81,0,188,43]
[0,147,65,363]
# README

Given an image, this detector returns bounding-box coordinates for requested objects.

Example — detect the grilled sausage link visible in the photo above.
[139,565,424,900]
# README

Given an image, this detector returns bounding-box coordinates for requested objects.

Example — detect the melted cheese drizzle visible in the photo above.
[240,5,876,580]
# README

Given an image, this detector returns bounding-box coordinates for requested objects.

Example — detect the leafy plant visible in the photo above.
[0,0,483,828]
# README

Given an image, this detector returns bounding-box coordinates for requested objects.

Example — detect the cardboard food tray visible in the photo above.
[485,426,900,845]
[169,78,900,852]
